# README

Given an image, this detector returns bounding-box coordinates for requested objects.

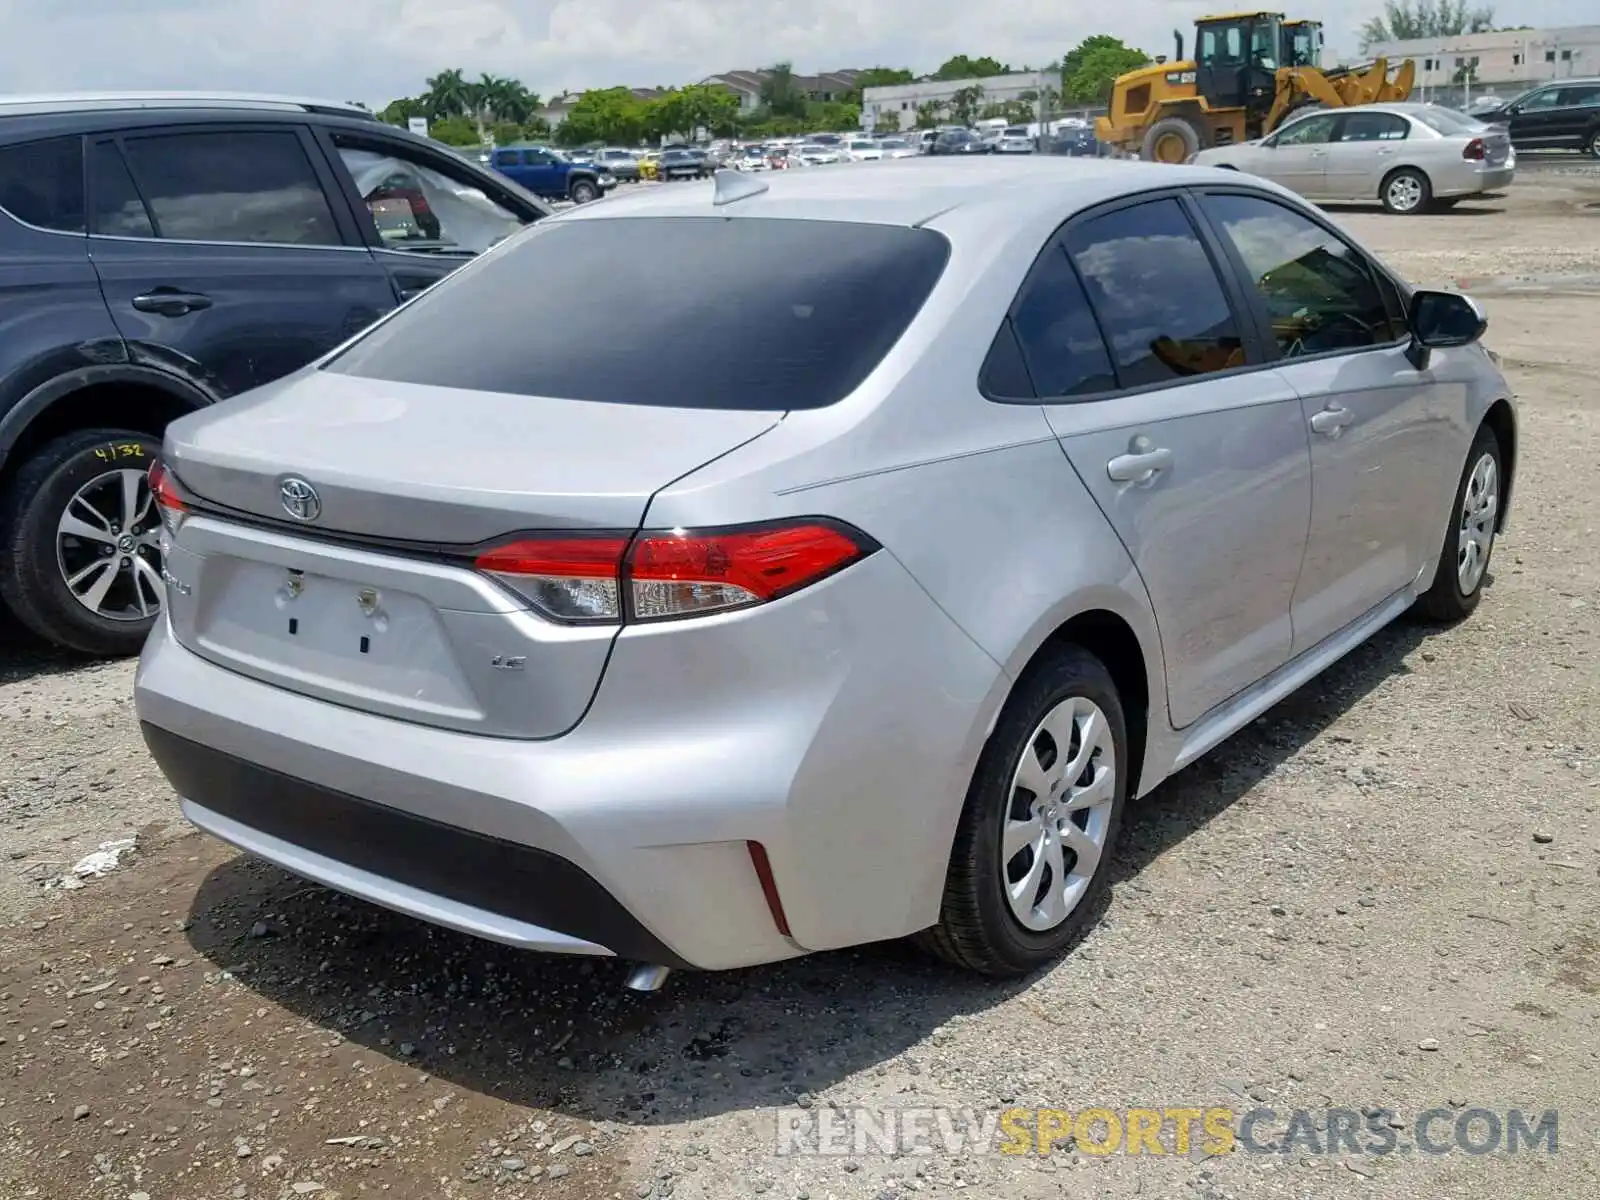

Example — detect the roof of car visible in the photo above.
[559,156,1256,228]
[0,90,377,120]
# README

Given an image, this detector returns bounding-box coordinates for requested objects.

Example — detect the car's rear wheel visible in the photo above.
[920,645,1127,976]
[569,179,599,204]
[1415,425,1502,622]
[0,428,165,657]
[1381,167,1432,214]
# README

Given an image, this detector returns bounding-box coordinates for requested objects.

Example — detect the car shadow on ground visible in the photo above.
[0,621,101,685]
[183,610,1445,1127]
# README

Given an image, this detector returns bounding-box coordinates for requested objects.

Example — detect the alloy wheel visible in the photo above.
[1387,173,1424,213]
[1002,695,1117,932]
[1457,451,1498,594]
[55,468,164,621]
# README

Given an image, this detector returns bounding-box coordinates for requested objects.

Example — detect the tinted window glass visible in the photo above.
[90,142,155,238]
[120,131,340,245]
[1065,199,1244,388]
[0,137,85,232]
[1276,114,1338,145]
[326,217,951,410]
[1560,85,1600,106]
[979,320,1035,399]
[1339,112,1409,141]
[1521,89,1561,109]
[1009,245,1117,398]
[334,139,526,255]
[1203,193,1405,356]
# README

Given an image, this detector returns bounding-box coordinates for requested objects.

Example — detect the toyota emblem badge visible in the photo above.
[279,477,321,522]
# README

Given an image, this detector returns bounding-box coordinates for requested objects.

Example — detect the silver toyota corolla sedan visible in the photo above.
[1194,102,1515,214]
[135,158,1516,987]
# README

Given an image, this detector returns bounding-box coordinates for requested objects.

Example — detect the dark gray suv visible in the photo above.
[0,92,550,656]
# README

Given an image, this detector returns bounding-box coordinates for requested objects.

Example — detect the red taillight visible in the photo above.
[1463,138,1486,160]
[472,520,873,624]
[147,460,188,535]
[746,841,792,937]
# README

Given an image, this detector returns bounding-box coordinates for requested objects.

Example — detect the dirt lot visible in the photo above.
[4,165,1600,1200]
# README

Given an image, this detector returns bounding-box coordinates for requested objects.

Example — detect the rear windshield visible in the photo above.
[324,216,950,410]
[1413,107,1489,135]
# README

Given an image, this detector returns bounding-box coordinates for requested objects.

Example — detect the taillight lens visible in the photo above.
[473,520,874,625]
[147,460,188,537]
[1463,138,1486,160]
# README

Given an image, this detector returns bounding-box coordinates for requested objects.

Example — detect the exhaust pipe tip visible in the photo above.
[625,964,672,992]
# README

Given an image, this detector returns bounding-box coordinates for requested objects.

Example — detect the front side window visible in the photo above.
[325,217,951,411]
[0,136,85,233]
[1064,198,1245,388]
[1202,192,1405,357]
[1520,88,1562,110]
[1275,114,1338,146]
[118,130,341,246]
[334,137,527,255]
[1339,112,1409,142]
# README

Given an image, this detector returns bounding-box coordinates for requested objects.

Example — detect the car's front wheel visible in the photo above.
[920,645,1128,976]
[0,428,165,657]
[569,178,599,204]
[1586,127,1600,159]
[1415,424,1502,622]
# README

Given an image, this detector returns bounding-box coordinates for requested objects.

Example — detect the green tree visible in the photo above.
[758,62,809,118]
[949,85,986,125]
[377,96,428,126]
[555,87,649,146]
[809,100,863,131]
[934,55,1009,81]
[1061,35,1150,105]
[422,68,470,119]
[843,66,916,105]
[653,84,741,139]
[427,116,481,146]
[1360,0,1495,52]
[914,100,945,129]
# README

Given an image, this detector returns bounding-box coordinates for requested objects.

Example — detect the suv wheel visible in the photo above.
[0,429,165,657]
[1586,128,1600,159]
[569,178,599,204]
[919,645,1128,976]
[1415,425,1502,622]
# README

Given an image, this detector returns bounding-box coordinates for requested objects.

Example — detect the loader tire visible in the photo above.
[1142,116,1203,164]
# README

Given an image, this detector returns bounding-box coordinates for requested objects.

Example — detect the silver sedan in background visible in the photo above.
[1195,102,1515,214]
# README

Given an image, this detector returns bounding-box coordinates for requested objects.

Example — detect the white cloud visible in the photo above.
[0,0,1589,106]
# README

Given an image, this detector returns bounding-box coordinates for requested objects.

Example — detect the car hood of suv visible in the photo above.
[161,369,783,545]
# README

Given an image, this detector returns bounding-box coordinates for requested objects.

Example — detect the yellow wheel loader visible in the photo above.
[1095,12,1417,163]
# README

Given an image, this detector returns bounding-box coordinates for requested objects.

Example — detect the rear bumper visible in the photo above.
[1438,164,1516,196]
[135,550,1006,970]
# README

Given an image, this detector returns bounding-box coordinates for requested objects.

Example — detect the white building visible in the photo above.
[862,71,1056,131]
[1369,24,1600,100]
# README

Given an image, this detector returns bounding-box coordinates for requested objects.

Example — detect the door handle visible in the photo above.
[1106,445,1174,483]
[131,291,212,317]
[1310,405,1355,436]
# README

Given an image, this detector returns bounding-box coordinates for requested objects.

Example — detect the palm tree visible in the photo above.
[423,68,469,119]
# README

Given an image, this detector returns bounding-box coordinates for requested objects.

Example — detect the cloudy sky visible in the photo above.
[0,0,1591,107]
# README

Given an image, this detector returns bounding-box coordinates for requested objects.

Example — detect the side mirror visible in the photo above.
[1406,289,1487,367]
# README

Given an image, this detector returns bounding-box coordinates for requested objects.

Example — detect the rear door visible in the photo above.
[1324,110,1409,200]
[86,124,394,399]
[1023,192,1312,728]
[315,128,541,305]
[1548,84,1600,148]
[1194,189,1457,654]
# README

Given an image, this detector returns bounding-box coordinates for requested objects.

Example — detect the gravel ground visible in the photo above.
[3,169,1599,1200]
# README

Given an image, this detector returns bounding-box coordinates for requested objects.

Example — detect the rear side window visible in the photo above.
[1339,112,1408,141]
[119,130,342,246]
[325,217,951,410]
[90,142,155,238]
[0,137,85,233]
[1001,245,1117,399]
[1064,198,1246,388]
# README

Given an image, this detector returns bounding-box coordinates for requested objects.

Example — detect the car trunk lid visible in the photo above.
[159,370,781,738]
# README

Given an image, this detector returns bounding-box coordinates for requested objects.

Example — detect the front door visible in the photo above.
[1016,194,1311,727]
[317,131,534,306]
[1505,86,1566,147]
[1263,111,1339,197]
[1195,190,1458,653]
[86,126,395,399]
[1196,21,1248,109]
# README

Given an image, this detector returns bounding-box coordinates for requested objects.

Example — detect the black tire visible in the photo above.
[919,645,1129,976]
[569,178,599,204]
[1414,425,1502,623]
[1586,127,1600,160]
[1381,167,1432,214]
[1141,115,1203,163]
[0,428,164,657]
